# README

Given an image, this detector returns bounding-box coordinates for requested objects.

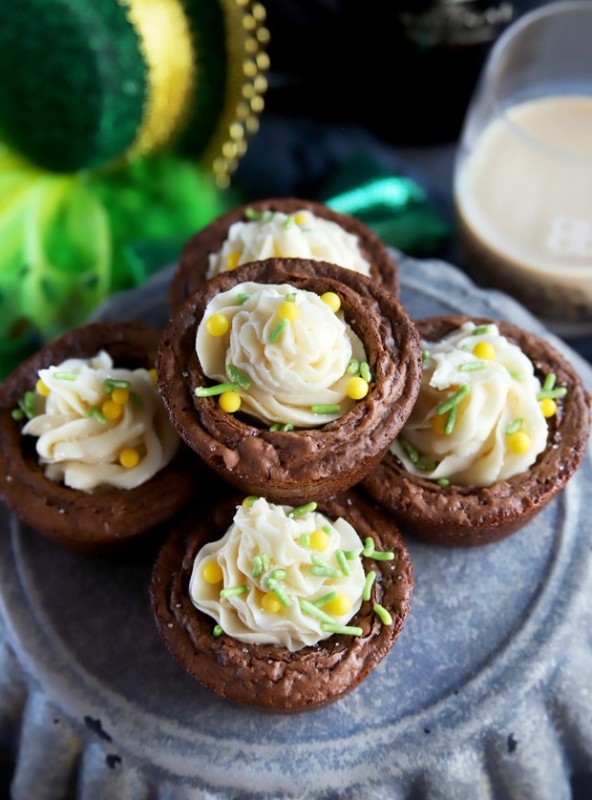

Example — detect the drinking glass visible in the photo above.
[453,1,592,335]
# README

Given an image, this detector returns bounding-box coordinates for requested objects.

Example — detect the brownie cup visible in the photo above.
[150,491,413,712]
[157,258,422,505]
[168,197,399,311]
[362,315,591,547]
[0,322,211,554]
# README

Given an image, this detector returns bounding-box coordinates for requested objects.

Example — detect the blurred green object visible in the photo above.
[319,153,451,256]
[0,147,231,379]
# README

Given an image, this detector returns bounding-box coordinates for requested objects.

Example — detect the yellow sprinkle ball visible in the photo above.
[149,368,157,385]
[36,379,50,397]
[294,212,308,225]
[102,399,123,421]
[119,448,140,468]
[261,592,282,613]
[111,387,130,405]
[309,528,330,551]
[346,376,369,400]
[206,313,230,337]
[539,398,557,418]
[320,292,341,313]
[324,594,352,617]
[225,250,241,271]
[277,300,299,322]
[219,390,241,413]
[202,561,223,584]
[507,430,531,455]
[472,341,496,361]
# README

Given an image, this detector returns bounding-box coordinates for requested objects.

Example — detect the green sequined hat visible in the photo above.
[0,0,269,187]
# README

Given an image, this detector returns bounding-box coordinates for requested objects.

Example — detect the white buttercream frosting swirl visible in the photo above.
[189,497,366,651]
[195,282,367,426]
[22,351,179,491]
[391,321,548,487]
[206,209,371,278]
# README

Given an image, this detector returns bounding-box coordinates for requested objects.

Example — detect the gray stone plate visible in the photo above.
[1,255,591,800]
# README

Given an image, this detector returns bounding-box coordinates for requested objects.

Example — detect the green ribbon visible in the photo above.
[318,153,451,255]
[0,146,231,378]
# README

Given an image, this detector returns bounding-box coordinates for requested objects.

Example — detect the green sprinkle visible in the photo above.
[437,477,450,487]
[195,381,239,397]
[346,358,360,375]
[543,373,557,392]
[281,423,294,431]
[283,215,295,229]
[243,495,259,507]
[373,603,393,626]
[444,406,457,435]
[299,599,334,624]
[311,554,330,569]
[321,524,332,535]
[285,293,296,302]
[11,409,24,421]
[288,501,317,518]
[261,553,270,571]
[508,368,526,381]
[299,533,311,548]
[244,208,273,221]
[362,571,376,601]
[226,364,251,389]
[537,387,567,400]
[269,423,282,431]
[399,437,420,464]
[252,555,263,578]
[22,391,37,417]
[269,568,286,581]
[309,566,341,578]
[220,585,247,599]
[371,550,395,561]
[85,406,106,424]
[360,361,371,382]
[237,292,250,305]
[53,371,77,381]
[269,318,288,344]
[422,349,430,363]
[104,378,131,392]
[362,537,375,557]
[505,417,523,436]
[212,624,223,638]
[274,586,292,607]
[417,456,437,471]
[458,361,487,372]
[270,422,294,432]
[313,591,339,608]
[321,622,363,637]
[335,549,351,576]
[343,550,359,560]
[311,403,341,415]
[472,325,491,335]
[436,384,469,415]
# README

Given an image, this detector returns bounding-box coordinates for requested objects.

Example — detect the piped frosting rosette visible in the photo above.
[0,322,208,553]
[158,258,422,504]
[150,491,414,711]
[362,315,591,547]
[169,198,399,310]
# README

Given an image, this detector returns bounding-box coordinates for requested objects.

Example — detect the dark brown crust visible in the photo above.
[157,258,422,504]
[361,315,591,547]
[168,197,399,311]
[0,322,211,555]
[150,491,413,712]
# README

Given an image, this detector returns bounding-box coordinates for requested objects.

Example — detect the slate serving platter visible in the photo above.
[1,254,591,800]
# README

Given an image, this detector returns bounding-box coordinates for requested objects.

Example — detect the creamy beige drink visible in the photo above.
[454,95,592,323]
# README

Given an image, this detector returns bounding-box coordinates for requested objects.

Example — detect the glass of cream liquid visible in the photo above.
[454,1,592,336]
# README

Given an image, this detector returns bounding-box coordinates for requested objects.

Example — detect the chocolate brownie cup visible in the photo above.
[150,491,413,712]
[157,258,422,505]
[168,197,399,311]
[0,322,210,554]
[362,315,591,547]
